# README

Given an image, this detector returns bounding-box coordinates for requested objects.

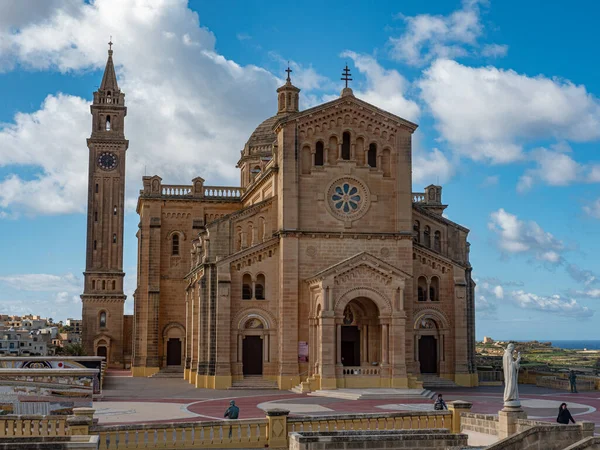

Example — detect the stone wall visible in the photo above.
[461,412,499,435]
[486,422,595,450]
[288,430,468,450]
[537,376,595,391]
[563,437,600,449]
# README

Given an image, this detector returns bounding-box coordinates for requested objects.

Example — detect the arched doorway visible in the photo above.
[94,337,110,364]
[97,346,107,358]
[163,323,185,367]
[242,318,264,375]
[337,297,382,367]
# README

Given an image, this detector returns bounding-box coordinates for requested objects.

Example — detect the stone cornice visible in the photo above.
[208,197,274,228]
[222,237,279,267]
[275,230,413,240]
[414,244,468,271]
[240,167,278,202]
[413,204,470,233]
[80,294,126,303]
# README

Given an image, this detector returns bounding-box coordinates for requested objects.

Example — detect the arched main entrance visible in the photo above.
[242,318,264,375]
[414,314,447,375]
[337,297,383,368]
[94,336,110,364]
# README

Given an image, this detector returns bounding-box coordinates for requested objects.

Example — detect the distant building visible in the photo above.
[483,336,494,344]
[52,332,82,349]
[0,328,50,356]
[66,318,82,334]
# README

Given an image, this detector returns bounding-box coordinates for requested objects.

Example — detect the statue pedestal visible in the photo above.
[498,404,527,439]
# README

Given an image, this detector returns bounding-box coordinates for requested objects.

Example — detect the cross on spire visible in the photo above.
[341,64,352,88]
[285,62,292,82]
[108,36,113,51]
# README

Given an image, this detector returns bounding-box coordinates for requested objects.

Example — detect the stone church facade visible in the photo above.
[131,71,477,390]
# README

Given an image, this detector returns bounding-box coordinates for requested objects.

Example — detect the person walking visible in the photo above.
[569,371,578,393]
[224,400,240,438]
[557,403,576,424]
[434,394,447,411]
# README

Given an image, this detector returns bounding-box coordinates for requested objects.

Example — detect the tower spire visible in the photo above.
[100,38,119,91]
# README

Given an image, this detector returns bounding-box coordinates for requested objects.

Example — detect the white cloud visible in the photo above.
[412,148,454,185]
[389,0,500,66]
[510,290,592,318]
[0,0,281,216]
[341,51,420,122]
[517,145,600,192]
[574,289,600,299]
[584,198,600,219]
[0,273,80,292]
[481,43,508,58]
[488,209,565,261]
[566,264,598,287]
[419,59,600,164]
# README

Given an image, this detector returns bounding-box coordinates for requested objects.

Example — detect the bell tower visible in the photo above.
[81,41,128,367]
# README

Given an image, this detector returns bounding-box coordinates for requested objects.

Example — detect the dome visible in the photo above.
[245,115,279,149]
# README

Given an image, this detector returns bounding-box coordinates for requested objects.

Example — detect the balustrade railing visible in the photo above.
[161,185,192,196]
[94,419,267,450]
[0,415,68,437]
[203,186,242,198]
[342,366,380,376]
[412,192,426,203]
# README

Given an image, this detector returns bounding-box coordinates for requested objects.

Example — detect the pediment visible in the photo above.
[274,92,418,135]
[306,252,412,285]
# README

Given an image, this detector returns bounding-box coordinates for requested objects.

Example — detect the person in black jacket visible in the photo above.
[557,403,576,424]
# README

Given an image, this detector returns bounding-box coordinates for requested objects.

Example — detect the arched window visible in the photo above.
[413,220,420,243]
[95,183,99,193]
[172,234,179,256]
[368,143,377,167]
[94,211,98,222]
[279,93,284,111]
[112,280,116,290]
[112,234,117,244]
[430,277,440,301]
[315,141,324,166]
[242,273,252,300]
[255,274,265,300]
[92,280,96,290]
[417,276,427,302]
[434,231,441,252]
[287,92,291,108]
[99,312,107,328]
[93,240,97,250]
[341,132,351,160]
[424,226,431,248]
[106,91,112,104]
[105,115,111,131]
[113,205,117,216]
[102,280,106,290]
[251,166,261,181]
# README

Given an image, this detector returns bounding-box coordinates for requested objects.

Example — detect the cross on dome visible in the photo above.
[285,63,292,83]
[341,64,352,88]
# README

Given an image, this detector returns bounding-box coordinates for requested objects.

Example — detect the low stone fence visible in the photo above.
[0,368,97,415]
[537,376,595,391]
[289,429,468,450]
[0,435,99,449]
[0,403,472,449]
[461,412,499,436]
[563,436,600,449]
[486,422,595,450]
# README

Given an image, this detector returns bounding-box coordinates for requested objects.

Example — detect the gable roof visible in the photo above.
[306,251,412,283]
[273,90,418,133]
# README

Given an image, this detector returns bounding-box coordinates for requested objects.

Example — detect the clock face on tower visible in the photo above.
[97,152,118,171]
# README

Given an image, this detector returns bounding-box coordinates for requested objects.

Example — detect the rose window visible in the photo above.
[331,183,362,213]
[325,176,371,222]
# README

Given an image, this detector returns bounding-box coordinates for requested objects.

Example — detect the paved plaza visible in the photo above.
[94,371,600,426]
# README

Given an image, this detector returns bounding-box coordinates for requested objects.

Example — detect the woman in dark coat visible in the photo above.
[557,403,576,424]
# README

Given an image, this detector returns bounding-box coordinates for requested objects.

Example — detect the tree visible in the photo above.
[62,343,86,356]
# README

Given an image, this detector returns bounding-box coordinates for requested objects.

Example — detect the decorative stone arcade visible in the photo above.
[306,253,411,390]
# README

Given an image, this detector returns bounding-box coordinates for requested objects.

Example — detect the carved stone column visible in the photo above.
[381,324,389,365]
[336,323,342,365]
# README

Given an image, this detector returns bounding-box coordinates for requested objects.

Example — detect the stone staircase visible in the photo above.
[229,376,279,390]
[420,374,460,389]
[150,366,184,378]
[307,388,436,400]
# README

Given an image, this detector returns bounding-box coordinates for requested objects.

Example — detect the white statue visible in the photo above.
[503,343,521,407]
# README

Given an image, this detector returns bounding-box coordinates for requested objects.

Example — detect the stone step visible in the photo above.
[229,376,279,390]
[308,388,437,401]
[149,366,184,378]
[421,376,460,389]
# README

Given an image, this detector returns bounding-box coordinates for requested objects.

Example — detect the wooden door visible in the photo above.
[167,338,182,366]
[419,336,438,374]
[243,336,263,375]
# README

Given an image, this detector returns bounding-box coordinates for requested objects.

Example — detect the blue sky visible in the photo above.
[0,0,598,340]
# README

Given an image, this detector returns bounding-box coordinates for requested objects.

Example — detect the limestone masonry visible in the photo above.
[82,47,476,390]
